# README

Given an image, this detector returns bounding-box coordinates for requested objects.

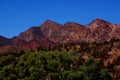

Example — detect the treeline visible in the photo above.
[0,51,112,80]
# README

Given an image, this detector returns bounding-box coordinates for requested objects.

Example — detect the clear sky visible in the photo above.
[0,0,120,38]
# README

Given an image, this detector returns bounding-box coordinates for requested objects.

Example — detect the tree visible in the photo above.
[99,69,112,80]
[80,57,112,80]
[0,55,14,68]
[62,70,84,80]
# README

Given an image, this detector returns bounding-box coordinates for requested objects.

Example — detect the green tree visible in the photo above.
[80,57,112,80]
[0,55,14,69]
[99,69,112,80]
[62,70,84,80]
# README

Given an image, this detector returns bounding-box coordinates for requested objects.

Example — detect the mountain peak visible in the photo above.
[87,18,111,30]
[42,20,61,26]
[44,19,56,24]
[64,22,83,29]
[39,20,62,33]
[91,18,107,24]
[64,22,82,26]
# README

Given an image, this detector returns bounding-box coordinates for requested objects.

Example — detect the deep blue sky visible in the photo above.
[0,0,120,38]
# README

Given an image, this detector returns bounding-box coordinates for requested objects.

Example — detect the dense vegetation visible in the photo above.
[0,51,112,80]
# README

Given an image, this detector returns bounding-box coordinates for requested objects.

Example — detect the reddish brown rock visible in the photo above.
[0,18,120,50]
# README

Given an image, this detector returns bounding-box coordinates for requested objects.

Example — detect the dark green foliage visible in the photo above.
[80,57,112,80]
[99,69,112,80]
[62,70,84,80]
[0,51,112,80]
[0,55,14,68]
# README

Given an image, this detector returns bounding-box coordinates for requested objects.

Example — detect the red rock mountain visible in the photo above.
[0,18,120,50]
[39,18,120,44]
[13,27,54,51]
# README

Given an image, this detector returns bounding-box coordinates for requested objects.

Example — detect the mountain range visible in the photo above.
[0,18,120,51]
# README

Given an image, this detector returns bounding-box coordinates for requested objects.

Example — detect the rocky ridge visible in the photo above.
[0,18,120,50]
